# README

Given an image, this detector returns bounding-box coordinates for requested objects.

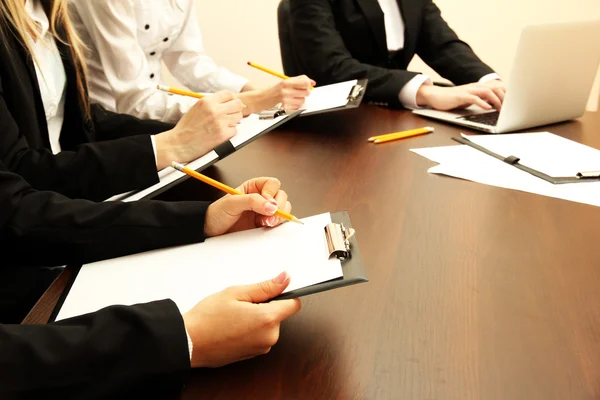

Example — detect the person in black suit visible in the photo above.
[0,162,301,398]
[287,0,506,111]
[0,0,244,202]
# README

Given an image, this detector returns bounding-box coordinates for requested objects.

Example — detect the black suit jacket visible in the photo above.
[0,24,173,201]
[0,165,201,397]
[288,0,496,108]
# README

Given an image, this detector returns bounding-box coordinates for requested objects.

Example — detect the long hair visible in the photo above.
[0,0,90,118]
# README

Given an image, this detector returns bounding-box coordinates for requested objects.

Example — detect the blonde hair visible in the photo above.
[0,0,90,118]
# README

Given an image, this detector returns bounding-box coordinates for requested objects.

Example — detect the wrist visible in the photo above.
[416,84,435,107]
[154,130,178,170]
[183,313,203,368]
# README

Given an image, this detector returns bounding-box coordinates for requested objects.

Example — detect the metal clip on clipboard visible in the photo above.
[347,83,364,102]
[324,222,356,261]
[258,107,286,120]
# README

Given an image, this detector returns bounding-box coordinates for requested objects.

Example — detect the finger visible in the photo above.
[211,90,236,103]
[491,87,505,103]
[219,192,278,219]
[262,297,302,320]
[238,177,281,197]
[284,87,311,98]
[465,94,493,110]
[220,99,245,115]
[471,88,501,110]
[236,271,292,303]
[258,192,289,227]
[225,112,243,127]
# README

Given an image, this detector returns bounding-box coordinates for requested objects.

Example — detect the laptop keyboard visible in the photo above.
[458,111,499,126]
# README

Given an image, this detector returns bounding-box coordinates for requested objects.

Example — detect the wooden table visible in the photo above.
[26,107,600,399]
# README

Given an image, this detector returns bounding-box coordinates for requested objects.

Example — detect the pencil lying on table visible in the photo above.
[171,162,303,225]
[368,127,434,144]
[157,84,205,99]
[247,61,314,90]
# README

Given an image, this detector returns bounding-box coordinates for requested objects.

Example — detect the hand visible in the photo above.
[183,271,302,368]
[273,75,315,111]
[203,177,291,237]
[154,91,244,169]
[482,79,506,104]
[416,81,504,111]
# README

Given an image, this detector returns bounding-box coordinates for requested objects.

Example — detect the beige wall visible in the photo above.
[165,0,600,110]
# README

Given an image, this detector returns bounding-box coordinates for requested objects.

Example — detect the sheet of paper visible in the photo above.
[301,80,358,114]
[56,213,343,321]
[411,145,600,207]
[462,132,600,177]
[106,113,287,202]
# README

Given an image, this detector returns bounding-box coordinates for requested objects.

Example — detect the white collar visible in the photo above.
[25,0,50,39]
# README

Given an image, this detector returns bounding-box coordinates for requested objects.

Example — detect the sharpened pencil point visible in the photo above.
[292,216,304,225]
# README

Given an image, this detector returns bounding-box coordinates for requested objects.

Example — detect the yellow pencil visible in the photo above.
[157,84,205,99]
[368,127,434,143]
[247,61,314,90]
[171,162,303,225]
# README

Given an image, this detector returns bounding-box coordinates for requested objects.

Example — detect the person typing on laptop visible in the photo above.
[286,0,505,111]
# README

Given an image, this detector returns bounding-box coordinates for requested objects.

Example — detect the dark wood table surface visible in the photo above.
[25,107,600,399]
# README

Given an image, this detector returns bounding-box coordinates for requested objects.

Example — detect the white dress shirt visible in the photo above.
[71,0,249,124]
[376,0,500,108]
[26,0,67,155]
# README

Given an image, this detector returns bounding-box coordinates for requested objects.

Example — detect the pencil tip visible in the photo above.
[292,217,304,225]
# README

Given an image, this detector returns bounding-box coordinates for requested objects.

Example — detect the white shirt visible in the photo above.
[26,0,67,155]
[71,0,249,124]
[376,0,500,108]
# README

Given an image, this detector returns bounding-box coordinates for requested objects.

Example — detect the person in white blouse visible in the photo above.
[70,0,315,124]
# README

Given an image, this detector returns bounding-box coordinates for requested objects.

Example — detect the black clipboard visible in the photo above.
[114,110,302,201]
[453,136,600,184]
[49,211,368,322]
[275,211,368,300]
[298,79,368,117]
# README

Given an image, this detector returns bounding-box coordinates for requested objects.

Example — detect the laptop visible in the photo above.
[412,20,600,133]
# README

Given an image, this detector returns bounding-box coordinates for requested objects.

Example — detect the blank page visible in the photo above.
[56,213,343,321]
[302,80,358,114]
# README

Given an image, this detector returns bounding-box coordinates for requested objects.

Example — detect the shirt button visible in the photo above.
[163,37,169,42]
[145,24,150,30]
[150,51,156,56]
[150,73,155,79]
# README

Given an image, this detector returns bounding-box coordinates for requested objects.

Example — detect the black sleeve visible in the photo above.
[289,0,418,107]
[415,0,495,85]
[0,77,161,202]
[90,103,174,141]
[0,299,190,398]
[0,164,209,267]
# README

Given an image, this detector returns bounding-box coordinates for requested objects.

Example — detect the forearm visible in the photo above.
[0,300,190,396]
[237,88,280,116]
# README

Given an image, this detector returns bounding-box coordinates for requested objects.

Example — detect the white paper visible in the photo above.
[106,113,287,202]
[462,132,600,177]
[301,80,358,114]
[411,145,600,207]
[56,213,343,321]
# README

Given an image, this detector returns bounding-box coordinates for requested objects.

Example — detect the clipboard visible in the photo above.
[109,110,302,202]
[453,136,600,184]
[298,79,368,117]
[275,211,368,300]
[49,211,368,322]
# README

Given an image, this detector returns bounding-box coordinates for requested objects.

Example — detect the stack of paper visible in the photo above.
[411,132,600,207]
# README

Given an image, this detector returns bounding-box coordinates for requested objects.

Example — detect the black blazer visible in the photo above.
[288,0,496,108]
[0,165,208,397]
[0,23,174,201]
[1,300,190,398]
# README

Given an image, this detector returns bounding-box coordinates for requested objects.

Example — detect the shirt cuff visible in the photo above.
[398,74,432,109]
[150,135,158,167]
[185,327,193,361]
[479,73,501,84]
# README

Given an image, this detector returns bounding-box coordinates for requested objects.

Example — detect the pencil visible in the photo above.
[171,162,304,225]
[247,61,314,90]
[368,127,434,143]
[157,84,205,99]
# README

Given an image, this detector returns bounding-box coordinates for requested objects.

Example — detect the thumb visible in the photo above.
[237,272,291,303]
